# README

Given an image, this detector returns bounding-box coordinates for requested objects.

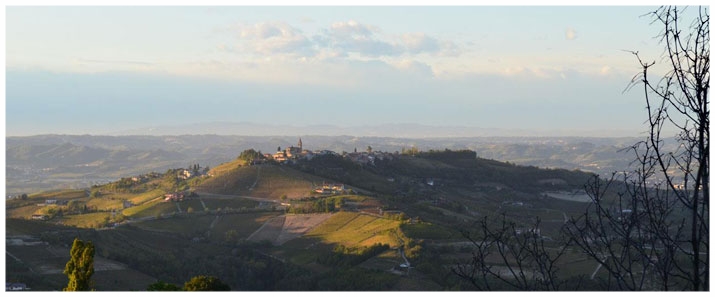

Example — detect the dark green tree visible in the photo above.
[183,275,230,291]
[147,281,181,291]
[63,238,95,291]
[90,189,101,198]
[238,149,262,162]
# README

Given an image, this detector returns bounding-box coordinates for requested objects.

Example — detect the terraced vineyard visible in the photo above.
[197,164,340,199]
[306,212,402,247]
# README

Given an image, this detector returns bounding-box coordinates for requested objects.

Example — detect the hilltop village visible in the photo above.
[262,138,397,166]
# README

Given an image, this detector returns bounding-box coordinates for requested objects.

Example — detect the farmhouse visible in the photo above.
[31,214,49,220]
[178,169,193,180]
[164,192,185,202]
[273,151,288,163]
[6,283,28,291]
[314,183,346,194]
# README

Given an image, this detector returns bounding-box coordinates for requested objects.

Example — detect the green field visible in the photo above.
[198,164,331,199]
[127,189,165,205]
[249,166,320,199]
[208,158,249,177]
[122,199,176,218]
[28,189,87,200]
[134,214,216,236]
[209,212,280,242]
[201,197,259,210]
[86,197,124,211]
[307,212,360,234]
[306,212,401,248]
[6,205,45,219]
[60,212,112,228]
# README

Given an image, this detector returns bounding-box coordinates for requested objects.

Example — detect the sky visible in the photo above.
[4,4,685,137]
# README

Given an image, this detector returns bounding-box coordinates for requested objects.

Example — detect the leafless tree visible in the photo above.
[453,216,573,290]
[565,6,708,291]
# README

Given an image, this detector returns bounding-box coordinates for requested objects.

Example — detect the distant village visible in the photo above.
[19,138,439,212]
[160,138,400,203]
[260,138,397,166]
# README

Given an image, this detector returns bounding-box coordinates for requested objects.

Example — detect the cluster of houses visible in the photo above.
[263,138,322,164]
[177,167,210,180]
[164,190,197,202]
[31,214,50,220]
[262,138,397,166]
[36,199,69,207]
[6,283,28,291]
[313,183,346,195]
[129,172,161,183]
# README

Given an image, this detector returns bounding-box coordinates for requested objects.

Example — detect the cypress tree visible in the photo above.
[63,238,95,291]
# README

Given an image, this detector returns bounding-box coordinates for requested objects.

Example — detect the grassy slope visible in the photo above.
[197,164,328,199]
[306,212,401,247]
[60,212,112,228]
[122,199,176,218]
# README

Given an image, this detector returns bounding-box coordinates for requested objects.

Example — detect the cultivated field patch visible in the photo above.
[307,213,401,248]
[247,213,335,245]
[275,213,334,245]
[247,215,286,244]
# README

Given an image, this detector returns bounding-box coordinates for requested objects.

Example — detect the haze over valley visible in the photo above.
[6,132,642,196]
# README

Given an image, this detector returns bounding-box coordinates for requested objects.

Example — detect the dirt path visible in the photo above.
[249,166,261,192]
[206,215,220,238]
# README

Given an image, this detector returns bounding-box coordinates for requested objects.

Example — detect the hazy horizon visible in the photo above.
[5,120,647,138]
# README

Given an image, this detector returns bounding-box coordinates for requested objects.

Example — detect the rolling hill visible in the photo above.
[6,134,645,195]
[6,148,613,291]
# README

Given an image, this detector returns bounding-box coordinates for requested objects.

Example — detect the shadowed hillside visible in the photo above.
[197,163,342,200]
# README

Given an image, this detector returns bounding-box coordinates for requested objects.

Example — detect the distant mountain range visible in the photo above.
[108,121,643,138]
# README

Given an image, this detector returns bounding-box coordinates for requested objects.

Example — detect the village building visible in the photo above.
[273,138,310,163]
[273,151,288,163]
[164,192,185,202]
[31,214,49,220]
[6,283,28,291]
[178,169,193,180]
[314,182,346,194]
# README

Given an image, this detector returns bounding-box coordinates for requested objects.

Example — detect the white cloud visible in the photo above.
[437,40,462,57]
[329,20,378,38]
[402,32,440,54]
[237,22,315,56]
[391,60,434,77]
[320,20,401,57]
[229,20,462,63]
